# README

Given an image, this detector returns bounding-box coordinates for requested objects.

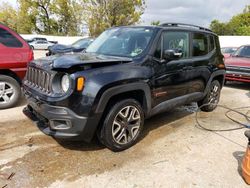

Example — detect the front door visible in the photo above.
[150,30,192,107]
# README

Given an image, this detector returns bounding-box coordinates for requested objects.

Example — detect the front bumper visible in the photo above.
[23,98,99,142]
[226,66,250,83]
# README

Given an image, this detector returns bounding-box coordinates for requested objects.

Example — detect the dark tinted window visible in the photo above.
[0,27,23,48]
[34,38,47,41]
[209,35,215,52]
[36,41,47,44]
[154,31,189,59]
[192,33,208,56]
[234,46,250,57]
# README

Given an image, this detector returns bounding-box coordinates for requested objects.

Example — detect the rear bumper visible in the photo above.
[23,98,101,142]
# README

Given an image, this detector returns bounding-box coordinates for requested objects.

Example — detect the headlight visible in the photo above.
[61,74,70,92]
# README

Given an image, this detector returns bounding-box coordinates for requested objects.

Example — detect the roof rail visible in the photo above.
[160,23,212,32]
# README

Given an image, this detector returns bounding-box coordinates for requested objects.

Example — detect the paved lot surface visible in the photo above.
[34,50,47,59]
[0,50,250,187]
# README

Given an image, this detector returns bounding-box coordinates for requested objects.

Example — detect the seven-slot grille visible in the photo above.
[26,66,53,94]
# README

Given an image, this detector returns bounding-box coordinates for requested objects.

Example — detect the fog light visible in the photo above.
[50,120,72,130]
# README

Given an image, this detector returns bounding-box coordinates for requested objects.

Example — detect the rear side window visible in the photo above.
[36,41,47,44]
[209,35,215,52]
[192,33,208,57]
[0,27,23,48]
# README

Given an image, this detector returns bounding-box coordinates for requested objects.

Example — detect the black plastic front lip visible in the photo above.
[23,97,88,139]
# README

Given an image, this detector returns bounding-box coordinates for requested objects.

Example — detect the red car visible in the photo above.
[221,47,238,58]
[0,23,33,109]
[225,45,250,83]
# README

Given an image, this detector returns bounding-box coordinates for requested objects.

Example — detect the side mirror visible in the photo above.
[164,49,183,61]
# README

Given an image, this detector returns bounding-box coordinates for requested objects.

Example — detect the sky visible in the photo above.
[0,0,249,27]
[141,0,249,27]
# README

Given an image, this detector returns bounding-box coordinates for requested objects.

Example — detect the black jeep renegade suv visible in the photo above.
[23,23,225,151]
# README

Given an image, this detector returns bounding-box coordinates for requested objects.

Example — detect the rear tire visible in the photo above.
[198,80,221,112]
[0,75,21,109]
[98,99,144,152]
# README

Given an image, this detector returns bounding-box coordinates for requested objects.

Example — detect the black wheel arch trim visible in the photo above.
[95,82,152,117]
[204,69,225,96]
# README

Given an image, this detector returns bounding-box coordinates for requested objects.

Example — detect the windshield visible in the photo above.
[86,27,155,57]
[72,39,91,48]
[233,46,250,57]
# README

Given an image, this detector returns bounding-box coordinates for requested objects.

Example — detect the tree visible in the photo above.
[17,0,37,34]
[52,0,81,36]
[18,0,82,35]
[209,20,233,35]
[0,2,18,31]
[0,0,146,36]
[210,5,250,36]
[84,0,146,37]
[151,20,160,26]
[229,8,250,35]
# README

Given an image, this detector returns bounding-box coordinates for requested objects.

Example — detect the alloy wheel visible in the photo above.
[208,84,220,104]
[112,105,141,145]
[0,82,15,104]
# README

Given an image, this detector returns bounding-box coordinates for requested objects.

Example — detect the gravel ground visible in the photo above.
[0,50,249,187]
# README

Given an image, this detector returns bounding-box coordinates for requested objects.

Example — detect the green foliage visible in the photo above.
[210,20,233,35]
[151,21,160,26]
[0,2,18,31]
[84,0,146,37]
[0,0,145,36]
[17,0,37,34]
[0,0,83,35]
[210,5,250,36]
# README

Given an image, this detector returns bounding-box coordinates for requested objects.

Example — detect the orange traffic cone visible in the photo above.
[242,130,250,184]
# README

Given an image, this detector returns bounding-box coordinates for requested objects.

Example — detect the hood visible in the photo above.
[31,53,132,70]
[49,44,73,53]
[225,56,250,68]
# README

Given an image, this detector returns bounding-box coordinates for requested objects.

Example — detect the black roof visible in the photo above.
[160,23,212,32]
[112,23,215,35]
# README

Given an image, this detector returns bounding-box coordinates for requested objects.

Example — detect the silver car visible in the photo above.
[29,40,54,50]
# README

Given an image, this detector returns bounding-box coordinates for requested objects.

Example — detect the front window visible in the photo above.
[154,31,190,59]
[86,27,155,57]
[233,46,250,58]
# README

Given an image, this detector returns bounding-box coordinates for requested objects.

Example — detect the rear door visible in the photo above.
[186,32,215,95]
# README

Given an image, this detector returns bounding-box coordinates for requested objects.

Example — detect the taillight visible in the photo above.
[28,50,34,62]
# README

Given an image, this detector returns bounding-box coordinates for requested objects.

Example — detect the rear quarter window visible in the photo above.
[0,27,23,48]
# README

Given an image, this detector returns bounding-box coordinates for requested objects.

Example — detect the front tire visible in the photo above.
[198,80,221,112]
[98,99,144,152]
[0,75,21,109]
